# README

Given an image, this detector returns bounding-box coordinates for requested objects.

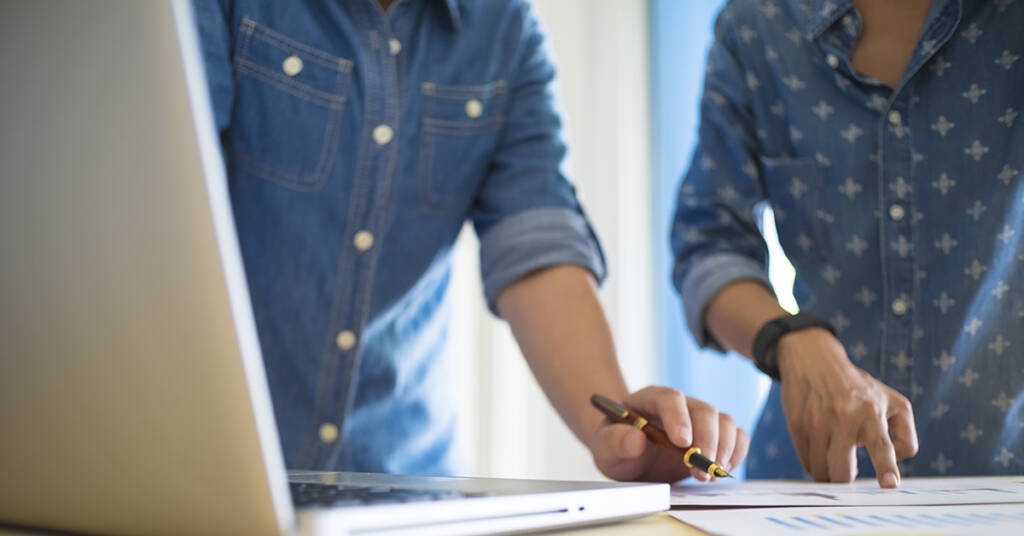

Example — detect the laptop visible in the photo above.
[0,1,668,535]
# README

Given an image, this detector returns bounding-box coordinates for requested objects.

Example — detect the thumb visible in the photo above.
[591,422,647,462]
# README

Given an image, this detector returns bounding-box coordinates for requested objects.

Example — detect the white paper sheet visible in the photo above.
[670,504,1024,536]
[672,477,1024,507]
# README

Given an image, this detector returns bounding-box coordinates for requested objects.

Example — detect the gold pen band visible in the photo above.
[683,447,701,468]
[632,416,648,430]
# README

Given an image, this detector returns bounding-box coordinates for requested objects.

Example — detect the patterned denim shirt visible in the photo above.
[673,0,1023,478]
[195,0,605,475]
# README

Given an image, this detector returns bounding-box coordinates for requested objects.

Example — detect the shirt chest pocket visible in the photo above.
[418,81,508,212]
[229,17,353,191]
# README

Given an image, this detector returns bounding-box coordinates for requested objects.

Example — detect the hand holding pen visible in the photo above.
[590,390,749,482]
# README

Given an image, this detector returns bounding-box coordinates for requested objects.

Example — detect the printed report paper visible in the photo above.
[671,477,1024,507]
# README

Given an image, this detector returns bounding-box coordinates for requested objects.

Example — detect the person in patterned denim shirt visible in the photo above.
[673,0,1023,487]
[195,0,751,482]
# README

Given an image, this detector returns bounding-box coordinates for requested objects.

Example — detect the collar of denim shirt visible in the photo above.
[377,0,460,29]
[436,0,461,30]
[797,0,959,41]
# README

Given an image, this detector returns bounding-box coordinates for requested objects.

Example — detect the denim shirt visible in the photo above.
[673,0,1024,478]
[194,0,605,475]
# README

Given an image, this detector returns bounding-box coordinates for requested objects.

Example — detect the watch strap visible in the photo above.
[751,312,836,381]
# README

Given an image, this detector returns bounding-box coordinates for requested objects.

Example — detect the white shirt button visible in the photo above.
[388,38,402,56]
[318,423,339,443]
[336,330,357,351]
[372,124,393,146]
[353,230,374,251]
[888,110,902,126]
[826,54,840,69]
[889,204,906,221]
[465,99,483,119]
[282,55,303,76]
[891,299,909,316]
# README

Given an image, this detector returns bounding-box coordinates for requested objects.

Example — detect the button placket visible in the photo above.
[878,99,915,391]
[312,4,405,470]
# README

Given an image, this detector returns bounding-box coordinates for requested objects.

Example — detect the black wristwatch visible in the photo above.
[751,312,836,381]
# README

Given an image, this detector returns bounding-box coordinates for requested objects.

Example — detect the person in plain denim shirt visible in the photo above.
[673,0,1023,486]
[194,0,750,481]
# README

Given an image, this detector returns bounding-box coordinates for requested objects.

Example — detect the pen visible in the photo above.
[590,393,732,479]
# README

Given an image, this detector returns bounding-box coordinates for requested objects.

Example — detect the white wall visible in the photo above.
[449,0,654,481]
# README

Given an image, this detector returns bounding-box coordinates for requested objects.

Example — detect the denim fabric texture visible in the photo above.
[674,0,1024,478]
[195,0,605,475]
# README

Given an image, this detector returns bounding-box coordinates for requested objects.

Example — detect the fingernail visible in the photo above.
[881,472,899,488]
[679,425,692,445]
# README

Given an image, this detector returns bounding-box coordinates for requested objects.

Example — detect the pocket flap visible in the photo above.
[421,81,508,133]
[234,17,352,109]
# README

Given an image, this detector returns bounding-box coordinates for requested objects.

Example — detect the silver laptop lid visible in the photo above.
[0,1,293,534]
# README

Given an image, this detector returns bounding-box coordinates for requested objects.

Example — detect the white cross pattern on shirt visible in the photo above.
[965,317,983,336]
[933,292,956,313]
[932,173,956,194]
[959,369,982,388]
[812,100,835,120]
[992,392,1014,412]
[891,351,912,371]
[962,84,987,103]
[931,453,954,474]
[821,264,841,285]
[966,200,988,220]
[932,115,955,136]
[891,235,913,257]
[890,177,912,198]
[931,56,953,76]
[933,351,956,371]
[995,49,1020,70]
[993,280,1010,299]
[840,123,863,143]
[760,2,780,19]
[961,423,984,443]
[998,107,1018,127]
[964,259,989,280]
[997,225,1016,244]
[846,234,868,256]
[849,342,868,361]
[965,140,990,161]
[988,335,1011,355]
[788,176,808,199]
[962,23,983,44]
[998,164,1018,185]
[782,74,806,91]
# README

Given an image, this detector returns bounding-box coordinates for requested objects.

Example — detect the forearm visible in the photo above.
[703,280,788,359]
[495,265,629,445]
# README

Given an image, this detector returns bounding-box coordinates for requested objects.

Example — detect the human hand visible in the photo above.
[588,386,749,483]
[776,328,919,487]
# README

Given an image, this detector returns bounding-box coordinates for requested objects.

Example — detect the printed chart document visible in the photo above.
[670,503,1024,536]
[672,476,1024,507]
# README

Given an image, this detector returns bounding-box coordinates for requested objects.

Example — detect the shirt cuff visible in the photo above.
[681,252,773,352]
[479,207,606,314]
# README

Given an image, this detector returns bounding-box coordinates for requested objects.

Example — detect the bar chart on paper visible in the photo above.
[671,504,1024,536]
[671,477,1024,507]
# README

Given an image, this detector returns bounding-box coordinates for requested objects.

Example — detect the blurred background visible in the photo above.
[448,1,797,482]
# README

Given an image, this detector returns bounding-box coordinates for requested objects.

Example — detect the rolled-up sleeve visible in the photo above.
[671,11,774,352]
[479,207,605,310]
[471,2,606,313]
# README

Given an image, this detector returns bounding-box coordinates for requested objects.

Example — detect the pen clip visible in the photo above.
[590,394,630,420]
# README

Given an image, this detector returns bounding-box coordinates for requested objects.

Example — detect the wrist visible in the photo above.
[774,327,841,371]
[751,312,836,381]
